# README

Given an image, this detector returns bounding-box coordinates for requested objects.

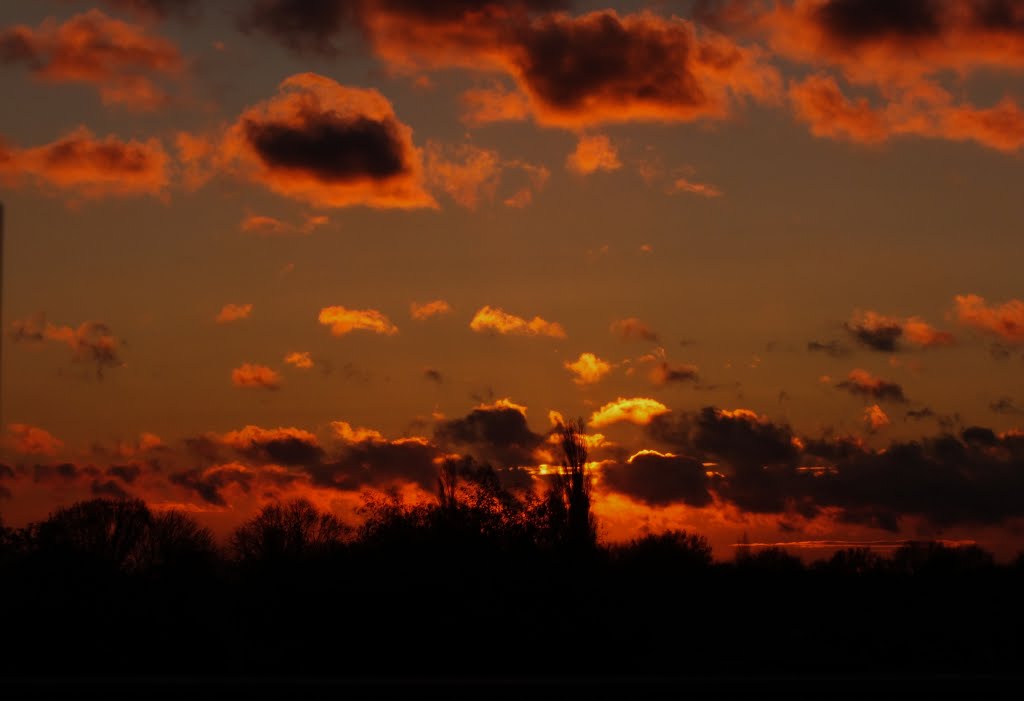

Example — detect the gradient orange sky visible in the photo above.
[2,0,1023,559]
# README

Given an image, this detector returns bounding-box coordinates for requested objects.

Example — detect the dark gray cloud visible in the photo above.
[601,451,714,507]
[644,406,1024,529]
[435,403,543,469]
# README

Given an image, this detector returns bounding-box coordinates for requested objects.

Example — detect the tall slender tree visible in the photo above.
[553,417,596,550]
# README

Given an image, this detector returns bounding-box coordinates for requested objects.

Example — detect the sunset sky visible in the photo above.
[2,0,1023,558]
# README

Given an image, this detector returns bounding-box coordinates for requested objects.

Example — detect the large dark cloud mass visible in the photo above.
[435,403,543,469]
[239,0,569,55]
[239,1,777,127]
[602,451,714,507]
[814,0,947,43]
[638,407,1024,530]
[221,73,435,208]
[243,114,407,182]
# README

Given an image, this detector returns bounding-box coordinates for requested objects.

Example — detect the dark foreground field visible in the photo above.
[2,489,1023,701]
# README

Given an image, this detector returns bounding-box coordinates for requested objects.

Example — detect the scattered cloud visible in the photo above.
[0,127,170,199]
[239,212,328,235]
[0,10,183,110]
[11,313,124,378]
[846,309,954,352]
[410,299,452,321]
[231,363,282,390]
[863,403,890,432]
[216,303,252,323]
[319,306,399,336]
[649,361,699,387]
[426,142,502,208]
[611,317,659,343]
[989,396,1023,415]
[566,134,621,175]
[470,305,566,338]
[460,83,532,126]
[589,397,670,428]
[953,294,1024,343]
[836,368,907,403]
[807,339,850,357]
[283,351,314,369]
[670,177,723,198]
[564,352,612,385]
[7,424,64,456]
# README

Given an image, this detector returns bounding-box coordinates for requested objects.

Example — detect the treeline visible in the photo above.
[2,471,1023,679]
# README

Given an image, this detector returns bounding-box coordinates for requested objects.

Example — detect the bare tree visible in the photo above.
[231,498,349,563]
[35,498,153,571]
[551,418,596,550]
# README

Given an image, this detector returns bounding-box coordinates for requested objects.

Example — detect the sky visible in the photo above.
[1,0,1023,559]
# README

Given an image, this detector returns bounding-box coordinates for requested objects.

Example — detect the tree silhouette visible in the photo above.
[33,497,153,572]
[144,509,218,573]
[548,418,596,551]
[615,530,713,574]
[231,498,349,563]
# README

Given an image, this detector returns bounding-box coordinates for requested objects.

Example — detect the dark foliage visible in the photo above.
[1,492,1022,682]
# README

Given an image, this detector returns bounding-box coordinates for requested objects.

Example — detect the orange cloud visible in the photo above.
[0,127,170,199]
[760,0,1024,88]
[216,303,253,323]
[788,74,1024,153]
[470,305,566,338]
[837,369,907,403]
[216,426,318,456]
[789,73,889,143]
[319,306,399,336]
[566,134,621,175]
[7,424,64,456]
[476,397,529,416]
[863,404,890,432]
[218,73,436,209]
[11,313,124,377]
[240,213,328,235]
[426,143,550,209]
[283,351,314,369]
[231,363,282,390]
[953,294,1024,343]
[410,300,452,321]
[589,397,670,428]
[901,317,955,348]
[460,84,532,126]
[737,1,1024,152]
[610,317,659,342]
[565,352,612,385]
[331,420,386,444]
[503,188,534,208]
[0,10,183,110]
[671,177,723,198]
[361,7,779,127]
[426,142,502,208]
[940,98,1024,152]
[174,131,214,191]
[846,309,954,351]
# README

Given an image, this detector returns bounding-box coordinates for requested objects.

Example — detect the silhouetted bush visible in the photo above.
[815,547,887,575]
[231,498,349,564]
[31,497,154,573]
[733,545,804,573]
[888,540,995,576]
[613,530,713,574]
